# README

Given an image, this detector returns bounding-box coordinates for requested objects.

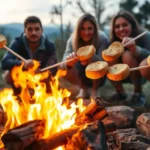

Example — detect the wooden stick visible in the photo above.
[40,32,147,72]
[130,64,150,71]
[123,31,147,47]
[3,45,26,62]
[40,57,76,72]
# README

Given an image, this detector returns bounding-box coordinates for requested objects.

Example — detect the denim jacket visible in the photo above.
[1,34,57,75]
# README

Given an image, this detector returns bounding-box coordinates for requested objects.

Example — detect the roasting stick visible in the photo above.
[0,34,27,62]
[40,45,96,72]
[123,30,147,47]
[113,31,148,52]
[128,31,149,71]
[0,34,79,71]
[40,57,76,72]
[130,64,150,71]
[3,45,27,62]
[107,31,148,72]
[102,31,148,62]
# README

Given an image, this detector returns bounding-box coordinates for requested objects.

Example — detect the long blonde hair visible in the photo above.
[72,13,99,52]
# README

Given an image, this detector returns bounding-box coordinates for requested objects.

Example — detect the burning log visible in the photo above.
[25,120,116,150]
[65,121,108,150]
[0,107,7,125]
[1,120,45,150]
[75,97,108,125]
[1,97,114,150]
[25,125,81,150]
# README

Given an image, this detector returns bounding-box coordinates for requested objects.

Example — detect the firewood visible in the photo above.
[25,125,81,150]
[120,141,150,150]
[0,107,7,125]
[1,120,45,150]
[65,121,108,150]
[26,121,116,150]
[75,97,109,125]
[103,119,116,134]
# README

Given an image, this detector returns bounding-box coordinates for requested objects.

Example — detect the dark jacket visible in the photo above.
[1,34,57,75]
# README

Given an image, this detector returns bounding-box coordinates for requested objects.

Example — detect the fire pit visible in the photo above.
[0,61,115,150]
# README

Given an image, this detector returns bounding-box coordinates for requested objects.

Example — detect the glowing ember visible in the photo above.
[0,60,86,149]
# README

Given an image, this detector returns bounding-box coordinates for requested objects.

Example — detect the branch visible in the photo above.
[77,1,87,13]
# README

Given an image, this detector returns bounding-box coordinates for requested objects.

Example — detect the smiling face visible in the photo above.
[79,21,95,42]
[114,17,132,40]
[24,23,43,44]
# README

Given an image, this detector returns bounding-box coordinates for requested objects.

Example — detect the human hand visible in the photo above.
[66,52,78,67]
[23,59,34,70]
[122,37,136,53]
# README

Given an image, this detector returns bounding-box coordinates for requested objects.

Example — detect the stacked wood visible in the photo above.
[25,120,116,150]
[1,120,45,150]
[65,121,108,150]
[120,141,150,150]
[1,97,112,150]
[75,97,109,125]
[136,113,150,138]
[25,125,81,150]
[107,128,150,150]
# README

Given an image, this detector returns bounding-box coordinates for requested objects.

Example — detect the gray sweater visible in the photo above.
[132,30,150,60]
[61,30,109,69]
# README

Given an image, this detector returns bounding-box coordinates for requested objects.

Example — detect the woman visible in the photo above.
[108,10,150,106]
[61,13,109,99]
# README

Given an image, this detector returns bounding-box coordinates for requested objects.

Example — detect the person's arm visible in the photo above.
[62,37,73,61]
[1,39,22,70]
[122,31,150,60]
[60,37,75,69]
[133,31,150,60]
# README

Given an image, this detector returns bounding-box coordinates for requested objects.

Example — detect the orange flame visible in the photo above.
[0,60,86,149]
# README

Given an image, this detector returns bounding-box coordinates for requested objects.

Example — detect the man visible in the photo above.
[1,16,57,93]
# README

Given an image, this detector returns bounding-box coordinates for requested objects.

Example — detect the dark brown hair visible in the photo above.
[110,11,140,43]
[24,16,43,29]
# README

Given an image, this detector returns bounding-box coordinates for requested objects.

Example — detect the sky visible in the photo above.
[0,0,81,26]
[0,0,130,27]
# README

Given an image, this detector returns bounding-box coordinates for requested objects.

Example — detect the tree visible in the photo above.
[119,0,150,29]
[53,22,72,61]
[76,0,105,28]
[75,0,106,29]
[49,0,72,60]
[138,1,150,29]
[119,0,138,13]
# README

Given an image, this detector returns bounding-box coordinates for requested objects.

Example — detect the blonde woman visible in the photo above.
[61,13,109,99]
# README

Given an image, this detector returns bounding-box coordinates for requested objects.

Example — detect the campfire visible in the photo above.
[0,60,114,150]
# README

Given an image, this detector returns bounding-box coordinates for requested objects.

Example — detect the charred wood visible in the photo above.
[65,121,108,150]
[120,141,150,150]
[26,120,115,150]
[1,120,45,150]
[75,97,108,125]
